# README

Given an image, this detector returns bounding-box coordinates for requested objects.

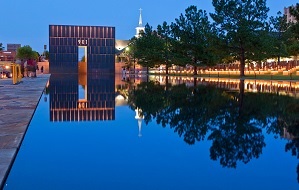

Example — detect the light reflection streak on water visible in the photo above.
[142,75,299,97]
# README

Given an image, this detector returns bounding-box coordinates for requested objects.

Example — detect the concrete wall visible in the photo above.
[36,61,49,74]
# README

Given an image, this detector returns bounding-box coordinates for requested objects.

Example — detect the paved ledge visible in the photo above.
[0,74,50,189]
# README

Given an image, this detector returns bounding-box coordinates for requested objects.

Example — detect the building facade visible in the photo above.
[284,6,298,23]
[0,51,16,62]
[49,25,115,73]
[7,44,21,52]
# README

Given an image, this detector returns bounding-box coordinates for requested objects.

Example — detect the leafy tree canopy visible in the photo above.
[171,5,218,74]
[133,23,165,68]
[16,45,36,60]
[210,0,270,76]
[0,43,4,51]
[288,3,299,56]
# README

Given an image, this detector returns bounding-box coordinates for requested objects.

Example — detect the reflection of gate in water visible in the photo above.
[49,73,115,122]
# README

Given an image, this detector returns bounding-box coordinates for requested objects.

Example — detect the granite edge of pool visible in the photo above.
[0,74,50,189]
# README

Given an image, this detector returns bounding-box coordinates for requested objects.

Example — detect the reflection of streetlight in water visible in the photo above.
[135,108,144,137]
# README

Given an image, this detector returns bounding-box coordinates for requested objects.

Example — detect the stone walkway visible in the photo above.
[0,74,50,189]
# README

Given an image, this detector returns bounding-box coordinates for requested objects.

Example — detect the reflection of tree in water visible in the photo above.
[208,120,265,168]
[159,84,227,144]
[128,81,167,124]
[209,80,268,168]
[285,138,299,183]
[283,104,299,183]
[128,79,299,174]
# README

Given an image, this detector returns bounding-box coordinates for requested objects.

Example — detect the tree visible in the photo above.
[0,43,4,51]
[156,22,175,75]
[16,45,36,60]
[124,37,138,71]
[133,23,165,73]
[128,81,167,124]
[268,13,290,66]
[33,51,39,60]
[210,0,270,77]
[44,50,50,60]
[288,3,299,64]
[171,5,217,75]
[290,3,299,36]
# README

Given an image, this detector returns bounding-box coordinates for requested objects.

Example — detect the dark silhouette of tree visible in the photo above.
[128,81,167,124]
[285,138,299,183]
[128,82,227,144]
[268,12,291,67]
[128,78,299,171]
[207,81,265,168]
[133,24,165,73]
[281,100,299,183]
[171,5,218,75]
[209,124,265,168]
[288,4,299,65]
[210,0,270,77]
[161,84,227,144]
[124,37,138,70]
[156,22,180,75]
[0,43,4,51]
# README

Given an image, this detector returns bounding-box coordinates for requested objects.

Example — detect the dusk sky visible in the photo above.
[1,0,298,53]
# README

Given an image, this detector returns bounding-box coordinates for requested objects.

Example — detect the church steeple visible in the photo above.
[135,107,144,137]
[138,8,143,27]
[135,8,145,38]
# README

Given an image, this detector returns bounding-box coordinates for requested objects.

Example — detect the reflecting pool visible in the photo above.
[4,74,299,190]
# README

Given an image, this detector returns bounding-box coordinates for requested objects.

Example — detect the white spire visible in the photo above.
[135,108,144,137]
[138,8,143,27]
[135,8,145,38]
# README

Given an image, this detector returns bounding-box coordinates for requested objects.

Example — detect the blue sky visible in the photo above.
[1,0,298,53]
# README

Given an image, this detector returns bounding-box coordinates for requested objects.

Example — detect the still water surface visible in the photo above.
[4,74,299,190]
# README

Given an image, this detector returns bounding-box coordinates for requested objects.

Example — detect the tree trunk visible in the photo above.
[166,65,168,75]
[278,55,280,66]
[240,49,245,77]
[193,66,197,75]
[165,76,169,91]
[238,79,245,117]
[133,60,136,73]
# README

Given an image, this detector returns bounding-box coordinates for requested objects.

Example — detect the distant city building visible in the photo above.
[0,44,20,62]
[115,39,130,63]
[7,44,21,52]
[284,5,297,23]
[0,51,16,62]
